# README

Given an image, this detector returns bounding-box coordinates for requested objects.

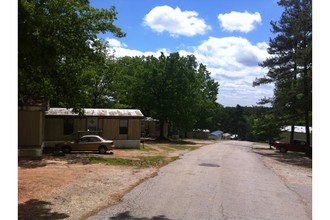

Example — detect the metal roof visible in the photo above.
[46,108,144,118]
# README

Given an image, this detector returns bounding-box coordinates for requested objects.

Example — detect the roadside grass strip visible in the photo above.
[160,145,198,151]
[89,156,169,167]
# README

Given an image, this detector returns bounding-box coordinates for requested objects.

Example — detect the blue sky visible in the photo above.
[90,0,285,107]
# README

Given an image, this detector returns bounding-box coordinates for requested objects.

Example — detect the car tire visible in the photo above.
[98,146,107,154]
[280,146,287,153]
[62,145,71,154]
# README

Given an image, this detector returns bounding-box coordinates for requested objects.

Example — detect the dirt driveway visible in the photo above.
[18,140,312,220]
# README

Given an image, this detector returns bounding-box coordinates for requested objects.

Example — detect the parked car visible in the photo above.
[56,135,115,154]
[271,139,312,154]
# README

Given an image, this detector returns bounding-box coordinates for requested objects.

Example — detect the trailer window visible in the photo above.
[119,119,128,134]
[64,118,74,135]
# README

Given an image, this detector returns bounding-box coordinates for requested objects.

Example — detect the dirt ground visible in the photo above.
[18,139,215,220]
[18,140,312,220]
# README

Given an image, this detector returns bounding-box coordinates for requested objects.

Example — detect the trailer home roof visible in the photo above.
[46,108,144,118]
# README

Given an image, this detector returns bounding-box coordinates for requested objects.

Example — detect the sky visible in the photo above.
[89,0,285,107]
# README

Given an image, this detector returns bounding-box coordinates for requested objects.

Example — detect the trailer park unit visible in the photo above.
[45,108,144,148]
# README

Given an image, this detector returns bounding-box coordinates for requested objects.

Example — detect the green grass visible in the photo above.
[118,144,155,151]
[159,145,198,151]
[89,155,169,167]
[88,141,200,167]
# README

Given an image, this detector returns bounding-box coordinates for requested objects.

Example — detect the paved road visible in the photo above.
[88,141,311,220]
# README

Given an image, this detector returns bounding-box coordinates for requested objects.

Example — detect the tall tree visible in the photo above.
[79,54,117,108]
[112,53,219,139]
[18,0,125,110]
[253,0,312,153]
[194,64,220,130]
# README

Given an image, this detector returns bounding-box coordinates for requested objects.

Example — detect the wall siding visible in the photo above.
[45,118,63,141]
[129,119,141,139]
[18,111,43,146]
[102,119,118,140]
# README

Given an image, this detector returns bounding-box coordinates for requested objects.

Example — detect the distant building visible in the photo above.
[208,130,223,140]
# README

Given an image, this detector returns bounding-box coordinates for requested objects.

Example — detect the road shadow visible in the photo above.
[18,199,69,220]
[253,148,312,168]
[108,211,170,220]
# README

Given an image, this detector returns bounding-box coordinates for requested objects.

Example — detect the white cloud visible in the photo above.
[106,38,127,48]
[218,11,262,33]
[105,37,273,107]
[193,36,268,71]
[180,36,272,106]
[143,5,211,37]
[106,38,170,58]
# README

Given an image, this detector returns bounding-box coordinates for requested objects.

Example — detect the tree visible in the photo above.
[139,53,201,139]
[18,0,125,110]
[253,0,312,154]
[252,113,282,148]
[112,53,219,139]
[194,64,220,130]
[79,55,117,108]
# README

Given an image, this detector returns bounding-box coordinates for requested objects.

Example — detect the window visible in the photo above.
[89,137,101,142]
[119,119,128,134]
[79,137,89,142]
[64,118,74,135]
[87,117,98,131]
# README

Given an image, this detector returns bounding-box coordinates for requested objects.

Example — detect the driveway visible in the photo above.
[88,141,311,220]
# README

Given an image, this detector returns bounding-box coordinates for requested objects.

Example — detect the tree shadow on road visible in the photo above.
[18,199,69,220]
[253,148,312,168]
[108,211,171,220]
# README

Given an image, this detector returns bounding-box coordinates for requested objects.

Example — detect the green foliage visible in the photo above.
[249,113,282,145]
[112,53,219,138]
[18,0,125,109]
[214,105,274,142]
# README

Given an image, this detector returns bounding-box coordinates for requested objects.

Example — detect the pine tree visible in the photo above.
[253,0,312,155]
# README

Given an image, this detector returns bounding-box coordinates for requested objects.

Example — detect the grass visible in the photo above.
[89,155,175,167]
[118,144,155,151]
[159,145,198,151]
[89,139,203,167]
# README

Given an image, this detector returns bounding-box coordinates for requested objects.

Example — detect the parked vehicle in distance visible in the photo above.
[271,139,312,154]
[55,135,115,154]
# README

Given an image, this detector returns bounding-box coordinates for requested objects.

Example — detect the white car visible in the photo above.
[56,135,115,154]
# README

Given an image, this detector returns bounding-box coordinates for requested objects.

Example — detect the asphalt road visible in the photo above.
[88,141,311,220]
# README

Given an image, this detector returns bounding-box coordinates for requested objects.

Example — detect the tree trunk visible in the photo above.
[290,124,295,143]
[304,114,311,157]
[303,62,312,157]
[158,119,165,140]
